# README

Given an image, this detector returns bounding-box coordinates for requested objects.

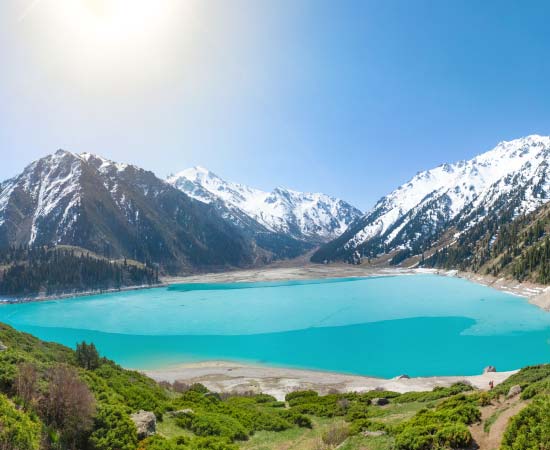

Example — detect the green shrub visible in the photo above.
[139,435,189,450]
[477,391,491,406]
[395,383,473,403]
[278,409,313,428]
[176,412,248,441]
[189,437,238,450]
[393,395,479,450]
[285,390,319,404]
[395,422,471,450]
[492,365,550,398]
[349,419,387,435]
[89,404,138,450]
[501,396,550,450]
[0,393,41,450]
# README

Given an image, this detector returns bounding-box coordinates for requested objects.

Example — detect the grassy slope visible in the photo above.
[0,322,549,449]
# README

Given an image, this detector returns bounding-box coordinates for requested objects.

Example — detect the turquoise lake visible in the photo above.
[1,274,550,378]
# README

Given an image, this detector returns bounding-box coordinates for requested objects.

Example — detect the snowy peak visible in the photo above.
[0,150,276,271]
[167,168,362,242]
[312,135,550,263]
[0,150,85,244]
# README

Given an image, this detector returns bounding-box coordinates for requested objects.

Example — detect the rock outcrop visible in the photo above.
[130,410,156,439]
[507,385,522,398]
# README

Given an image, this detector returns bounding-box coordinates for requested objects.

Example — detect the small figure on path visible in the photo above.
[489,380,494,390]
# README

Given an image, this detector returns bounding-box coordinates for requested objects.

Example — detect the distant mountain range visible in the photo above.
[313,135,550,272]
[0,150,361,273]
[4,135,550,281]
[167,166,361,244]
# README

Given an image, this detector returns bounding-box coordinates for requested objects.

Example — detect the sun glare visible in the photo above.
[66,0,172,43]
[23,0,191,86]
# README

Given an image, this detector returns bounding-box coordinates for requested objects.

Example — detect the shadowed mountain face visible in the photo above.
[0,150,264,273]
[313,135,550,264]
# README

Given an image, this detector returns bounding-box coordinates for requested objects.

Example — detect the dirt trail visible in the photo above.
[470,398,528,450]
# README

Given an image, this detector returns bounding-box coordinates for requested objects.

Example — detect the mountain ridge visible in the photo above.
[312,135,550,264]
[0,150,263,273]
[0,150,360,273]
[167,166,362,244]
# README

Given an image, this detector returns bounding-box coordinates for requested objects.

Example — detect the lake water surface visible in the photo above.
[1,275,549,378]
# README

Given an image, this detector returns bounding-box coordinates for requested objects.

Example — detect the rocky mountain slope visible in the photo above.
[0,151,360,273]
[0,150,266,273]
[312,135,550,264]
[167,166,362,244]
[424,199,550,284]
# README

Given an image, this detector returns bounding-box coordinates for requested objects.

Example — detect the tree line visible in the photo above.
[423,202,550,284]
[0,245,159,296]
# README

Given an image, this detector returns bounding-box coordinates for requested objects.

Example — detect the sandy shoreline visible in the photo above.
[143,360,517,401]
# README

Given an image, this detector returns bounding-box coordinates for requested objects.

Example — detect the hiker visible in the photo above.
[489,380,494,390]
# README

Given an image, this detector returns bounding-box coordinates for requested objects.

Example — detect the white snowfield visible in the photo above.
[344,135,550,252]
[167,166,362,242]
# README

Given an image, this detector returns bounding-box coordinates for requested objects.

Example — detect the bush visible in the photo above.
[492,365,550,398]
[395,383,473,403]
[393,395,479,450]
[349,419,387,435]
[395,422,472,450]
[189,437,239,450]
[89,404,138,450]
[285,390,319,404]
[278,409,312,428]
[138,435,189,450]
[501,396,550,450]
[176,412,248,441]
[0,393,41,450]
[478,391,491,406]
[40,364,96,448]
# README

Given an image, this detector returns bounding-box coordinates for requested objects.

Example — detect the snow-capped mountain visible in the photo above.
[0,150,269,272]
[167,167,362,244]
[312,135,550,263]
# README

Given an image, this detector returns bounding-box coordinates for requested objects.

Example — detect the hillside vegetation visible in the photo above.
[0,322,548,449]
[423,202,550,284]
[0,245,159,297]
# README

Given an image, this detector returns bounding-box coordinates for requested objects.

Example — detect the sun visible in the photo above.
[19,0,193,89]
[68,0,173,43]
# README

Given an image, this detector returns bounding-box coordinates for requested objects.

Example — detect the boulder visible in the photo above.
[396,374,410,380]
[483,366,497,374]
[131,410,156,439]
[372,398,389,406]
[507,385,522,398]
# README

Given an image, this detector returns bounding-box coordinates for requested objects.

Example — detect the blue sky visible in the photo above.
[1,0,550,210]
